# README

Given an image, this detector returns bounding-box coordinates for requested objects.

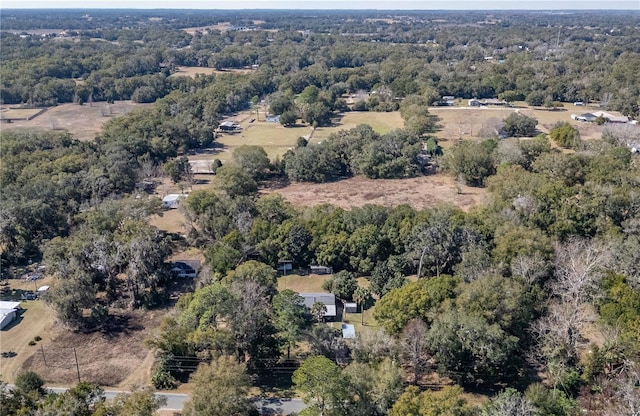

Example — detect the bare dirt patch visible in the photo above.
[267,174,486,212]
[0,101,151,141]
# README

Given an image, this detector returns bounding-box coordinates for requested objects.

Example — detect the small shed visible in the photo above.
[310,265,333,275]
[37,286,50,295]
[162,194,185,209]
[468,98,481,107]
[344,302,358,313]
[342,324,356,339]
[219,121,239,131]
[0,301,21,330]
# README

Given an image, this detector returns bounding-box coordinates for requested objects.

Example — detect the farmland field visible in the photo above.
[0,101,151,141]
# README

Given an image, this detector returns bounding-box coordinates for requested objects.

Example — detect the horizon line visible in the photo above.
[2,7,639,11]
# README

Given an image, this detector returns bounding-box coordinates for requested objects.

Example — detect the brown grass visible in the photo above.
[0,300,57,383]
[266,174,486,212]
[0,101,151,141]
[19,309,164,388]
[277,274,332,293]
[169,66,256,78]
[431,104,611,145]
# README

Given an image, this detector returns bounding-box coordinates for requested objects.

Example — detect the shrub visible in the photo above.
[15,371,44,394]
[550,122,581,149]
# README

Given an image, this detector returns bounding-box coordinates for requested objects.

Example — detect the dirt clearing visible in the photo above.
[267,174,486,212]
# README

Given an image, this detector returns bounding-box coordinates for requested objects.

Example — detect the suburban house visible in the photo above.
[171,260,201,278]
[0,301,21,330]
[162,194,186,209]
[300,293,337,320]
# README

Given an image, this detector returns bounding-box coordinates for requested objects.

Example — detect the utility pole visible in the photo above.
[40,346,47,367]
[73,347,81,383]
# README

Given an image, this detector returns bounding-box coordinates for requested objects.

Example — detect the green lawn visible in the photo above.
[277,274,332,293]
[310,111,405,143]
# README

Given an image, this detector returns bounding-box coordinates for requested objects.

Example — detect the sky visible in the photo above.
[1,0,638,9]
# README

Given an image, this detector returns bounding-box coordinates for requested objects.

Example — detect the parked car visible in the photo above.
[21,291,37,300]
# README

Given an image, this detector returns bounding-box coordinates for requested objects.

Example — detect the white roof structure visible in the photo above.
[591,111,629,123]
[0,301,21,330]
[0,301,21,311]
[342,324,356,338]
[162,194,183,203]
[37,286,50,292]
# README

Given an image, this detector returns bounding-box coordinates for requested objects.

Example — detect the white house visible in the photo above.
[162,194,186,209]
[0,301,21,330]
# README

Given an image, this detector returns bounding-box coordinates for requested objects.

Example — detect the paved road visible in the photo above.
[47,387,306,414]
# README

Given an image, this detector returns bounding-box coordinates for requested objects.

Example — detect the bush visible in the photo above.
[550,122,581,149]
[15,371,44,394]
[28,340,37,346]
[504,112,538,137]
[34,336,42,341]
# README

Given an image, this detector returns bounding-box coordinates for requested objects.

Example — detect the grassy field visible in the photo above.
[277,274,332,293]
[169,66,256,78]
[430,103,611,146]
[0,101,151,141]
[214,117,313,163]
[0,299,56,383]
[310,111,405,143]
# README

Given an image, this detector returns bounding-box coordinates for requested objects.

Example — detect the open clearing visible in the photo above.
[169,66,256,78]
[267,174,486,212]
[189,111,404,167]
[311,111,405,143]
[0,269,164,388]
[14,308,164,389]
[0,101,151,141]
[0,300,56,383]
[431,103,609,146]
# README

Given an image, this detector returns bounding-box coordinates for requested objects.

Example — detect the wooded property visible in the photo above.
[1,6,639,416]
